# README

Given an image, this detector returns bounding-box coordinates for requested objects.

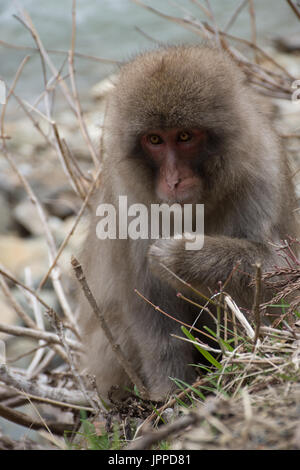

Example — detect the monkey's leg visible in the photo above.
[136,329,200,400]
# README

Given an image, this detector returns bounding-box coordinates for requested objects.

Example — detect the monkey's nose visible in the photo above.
[166,177,181,191]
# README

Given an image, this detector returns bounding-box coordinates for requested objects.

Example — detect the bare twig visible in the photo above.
[224,0,248,32]
[0,147,77,331]
[24,269,47,379]
[286,0,300,20]
[135,289,217,344]
[253,263,262,344]
[154,262,220,307]
[127,412,199,450]
[0,266,74,362]
[132,0,295,93]
[13,8,76,112]
[71,256,149,400]
[0,364,93,408]
[204,0,220,47]
[0,267,64,328]
[68,1,99,166]
[130,398,223,449]
[27,349,56,379]
[52,122,87,200]
[6,88,53,144]
[225,296,255,340]
[0,402,73,435]
[0,56,31,141]
[47,309,100,412]
[38,165,101,290]
[0,39,120,64]
[0,322,81,351]
[248,0,258,62]
[0,276,36,329]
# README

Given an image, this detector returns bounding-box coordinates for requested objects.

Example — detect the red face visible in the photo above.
[140,128,206,203]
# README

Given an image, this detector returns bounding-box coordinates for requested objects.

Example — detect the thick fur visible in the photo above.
[78,45,298,401]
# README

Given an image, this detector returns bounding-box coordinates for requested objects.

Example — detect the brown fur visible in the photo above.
[78,45,298,401]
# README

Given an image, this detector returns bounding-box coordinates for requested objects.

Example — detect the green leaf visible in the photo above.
[181,326,222,369]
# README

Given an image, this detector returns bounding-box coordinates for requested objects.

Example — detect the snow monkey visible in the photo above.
[78,45,298,401]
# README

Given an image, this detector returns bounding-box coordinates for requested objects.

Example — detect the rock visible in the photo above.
[52,108,102,161]
[50,214,87,248]
[274,33,300,53]
[272,97,300,134]
[161,407,175,423]
[40,185,79,220]
[0,235,49,281]
[13,200,45,236]
[0,175,19,200]
[0,193,13,233]
[90,74,117,101]
[0,294,17,340]
[5,118,46,153]
[13,195,81,239]
[12,287,59,317]
[269,50,300,77]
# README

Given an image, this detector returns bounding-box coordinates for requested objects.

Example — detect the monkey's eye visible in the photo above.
[148,134,163,145]
[178,131,191,142]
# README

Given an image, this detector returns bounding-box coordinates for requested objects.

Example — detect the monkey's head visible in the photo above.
[105,45,270,206]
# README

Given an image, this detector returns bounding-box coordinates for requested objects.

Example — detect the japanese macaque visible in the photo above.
[78,45,298,401]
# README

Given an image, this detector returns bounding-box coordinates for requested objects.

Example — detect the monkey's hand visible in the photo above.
[148,234,267,294]
[148,236,196,290]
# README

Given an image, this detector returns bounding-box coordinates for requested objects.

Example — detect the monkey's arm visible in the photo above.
[148,235,274,299]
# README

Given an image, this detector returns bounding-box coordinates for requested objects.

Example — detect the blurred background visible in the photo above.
[1,0,299,113]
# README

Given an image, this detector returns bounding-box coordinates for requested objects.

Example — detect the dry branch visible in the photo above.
[0,402,73,435]
[286,0,300,20]
[127,412,199,450]
[132,0,295,99]
[47,309,100,412]
[68,1,99,166]
[38,165,101,290]
[128,398,223,450]
[253,263,262,344]
[0,322,81,351]
[0,364,93,408]
[71,256,150,400]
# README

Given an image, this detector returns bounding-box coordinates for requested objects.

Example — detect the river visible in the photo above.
[0,0,299,111]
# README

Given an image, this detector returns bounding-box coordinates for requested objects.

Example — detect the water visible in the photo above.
[0,0,299,112]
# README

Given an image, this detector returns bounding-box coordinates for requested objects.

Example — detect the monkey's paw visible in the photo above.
[148,237,190,286]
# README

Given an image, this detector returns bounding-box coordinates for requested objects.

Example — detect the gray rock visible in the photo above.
[13,200,45,236]
[0,235,49,280]
[274,33,300,53]
[0,193,13,233]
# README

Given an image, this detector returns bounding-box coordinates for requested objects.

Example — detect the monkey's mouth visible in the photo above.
[159,192,198,205]
[157,178,202,204]
[157,193,198,205]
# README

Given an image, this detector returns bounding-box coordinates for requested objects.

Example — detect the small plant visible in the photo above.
[66,410,124,450]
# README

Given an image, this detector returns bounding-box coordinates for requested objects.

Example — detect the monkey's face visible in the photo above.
[140,127,207,204]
